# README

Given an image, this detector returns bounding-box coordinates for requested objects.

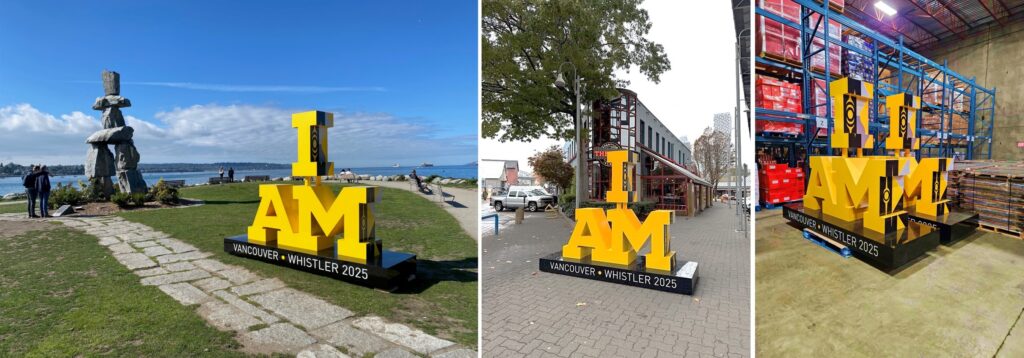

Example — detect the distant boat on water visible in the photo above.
[420,162,434,167]
[392,163,400,168]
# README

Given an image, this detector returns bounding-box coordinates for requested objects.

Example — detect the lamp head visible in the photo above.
[554,72,567,88]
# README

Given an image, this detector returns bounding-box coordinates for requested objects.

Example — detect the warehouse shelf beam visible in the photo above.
[754,0,997,168]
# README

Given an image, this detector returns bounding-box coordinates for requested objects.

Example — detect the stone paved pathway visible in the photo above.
[482,204,750,357]
[0,213,476,358]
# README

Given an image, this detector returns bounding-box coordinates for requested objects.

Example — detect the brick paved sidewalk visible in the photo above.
[0,213,475,358]
[482,204,750,357]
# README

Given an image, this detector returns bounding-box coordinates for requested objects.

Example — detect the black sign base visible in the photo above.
[907,209,979,245]
[224,235,416,290]
[538,252,698,295]
[783,203,940,272]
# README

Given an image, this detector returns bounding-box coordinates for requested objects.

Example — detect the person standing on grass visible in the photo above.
[219,166,225,181]
[228,167,234,182]
[35,165,51,217]
[22,165,40,218]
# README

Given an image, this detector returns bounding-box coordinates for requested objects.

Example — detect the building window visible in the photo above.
[655,132,659,152]
[639,120,645,145]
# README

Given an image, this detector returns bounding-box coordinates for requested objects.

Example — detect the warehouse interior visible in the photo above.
[754,0,1024,356]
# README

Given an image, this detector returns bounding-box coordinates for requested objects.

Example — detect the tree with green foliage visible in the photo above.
[482,0,670,142]
[528,145,574,193]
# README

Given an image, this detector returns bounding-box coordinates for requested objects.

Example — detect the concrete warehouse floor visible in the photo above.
[755,209,1024,357]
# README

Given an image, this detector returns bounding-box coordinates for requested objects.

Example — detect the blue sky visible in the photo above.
[0,1,478,166]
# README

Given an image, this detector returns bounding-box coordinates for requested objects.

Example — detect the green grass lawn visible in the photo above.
[118,182,478,348]
[0,223,255,357]
[0,201,26,214]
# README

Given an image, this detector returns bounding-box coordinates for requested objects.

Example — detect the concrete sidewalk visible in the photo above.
[358,180,479,240]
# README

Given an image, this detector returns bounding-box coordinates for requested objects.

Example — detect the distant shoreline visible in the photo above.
[0,162,477,178]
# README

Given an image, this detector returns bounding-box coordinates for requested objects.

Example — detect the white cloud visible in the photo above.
[128,82,386,93]
[0,103,476,167]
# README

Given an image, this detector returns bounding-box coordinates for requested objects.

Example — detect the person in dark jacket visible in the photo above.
[35,165,51,217]
[22,165,40,218]
[228,167,235,182]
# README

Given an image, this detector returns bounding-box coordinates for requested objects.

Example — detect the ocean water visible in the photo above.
[0,165,477,196]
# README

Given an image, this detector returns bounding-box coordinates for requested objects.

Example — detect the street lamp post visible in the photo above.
[735,28,749,233]
[555,62,583,210]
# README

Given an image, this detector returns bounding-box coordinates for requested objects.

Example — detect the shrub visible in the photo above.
[579,200,657,220]
[81,178,106,201]
[395,175,407,181]
[149,179,179,205]
[131,193,147,207]
[559,193,576,206]
[49,184,88,209]
[111,192,132,208]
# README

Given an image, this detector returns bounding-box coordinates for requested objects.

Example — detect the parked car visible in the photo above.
[490,186,557,212]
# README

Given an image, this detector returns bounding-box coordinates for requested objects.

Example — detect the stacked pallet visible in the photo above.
[949,160,1024,236]
[756,0,801,65]
[841,34,873,81]
[756,76,803,136]
[922,70,972,113]
[759,163,804,205]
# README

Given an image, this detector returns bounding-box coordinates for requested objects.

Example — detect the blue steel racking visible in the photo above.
[754,0,997,167]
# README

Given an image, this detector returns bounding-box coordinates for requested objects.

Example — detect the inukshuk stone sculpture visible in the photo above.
[85,70,147,196]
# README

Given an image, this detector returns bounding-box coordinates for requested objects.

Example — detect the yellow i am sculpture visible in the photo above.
[247,111,381,264]
[561,150,676,272]
[804,78,909,234]
[882,92,952,217]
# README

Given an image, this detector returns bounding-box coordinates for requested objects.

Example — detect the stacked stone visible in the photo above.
[85,70,147,195]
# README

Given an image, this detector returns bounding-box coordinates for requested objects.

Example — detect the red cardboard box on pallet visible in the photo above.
[756,0,800,65]
[756,76,803,136]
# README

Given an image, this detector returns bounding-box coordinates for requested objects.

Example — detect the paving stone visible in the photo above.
[250,288,352,330]
[156,238,198,253]
[297,344,351,358]
[431,348,477,358]
[117,233,149,243]
[163,261,197,272]
[158,282,212,305]
[193,277,233,292]
[142,246,172,257]
[216,267,259,284]
[375,348,418,358]
[133,267,169,277]
[239,323,316,355]
[155,251,212,264]
[192,259,230,272]
[130,240,159,248]
[113,253,157,270]
[352,316,454,355]
[230,278,286,296]
[140,269,210,286]
[212,290,280,324]
[312,321,392,356]
[98,236,120,246]
[198,301,262,332]
[108,243,136,254]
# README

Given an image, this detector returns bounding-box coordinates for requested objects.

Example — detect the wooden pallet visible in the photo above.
[978,223,1024,239]
[759,51,802,68]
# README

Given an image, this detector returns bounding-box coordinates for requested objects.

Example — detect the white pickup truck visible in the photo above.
[490,186,557,212]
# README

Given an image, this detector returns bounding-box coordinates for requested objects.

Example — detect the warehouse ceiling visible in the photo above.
[843,0,1024,50]
[733,0,751,129]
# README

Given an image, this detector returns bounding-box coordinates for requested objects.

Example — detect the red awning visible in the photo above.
[639,147,711,187]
